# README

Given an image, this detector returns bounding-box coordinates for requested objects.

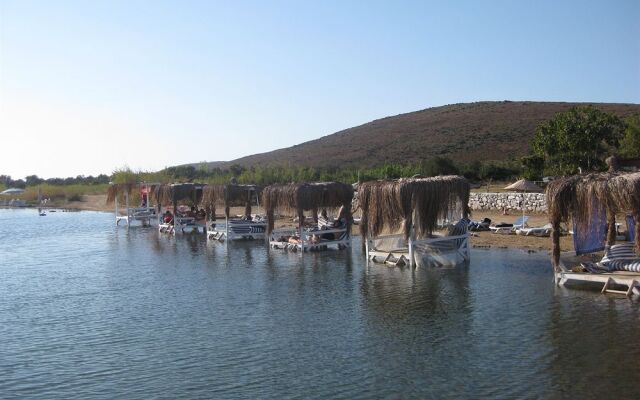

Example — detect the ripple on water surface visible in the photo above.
[0,209,639,399]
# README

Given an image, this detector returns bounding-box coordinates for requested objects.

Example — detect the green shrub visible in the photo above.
[67,194,83,202]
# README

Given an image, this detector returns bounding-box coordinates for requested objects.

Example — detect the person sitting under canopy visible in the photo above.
[163,210,174,224]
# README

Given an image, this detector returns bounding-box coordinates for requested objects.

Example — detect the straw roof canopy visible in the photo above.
[106,182,161,205]
[155,183,204,207]
[262,182,354,234]
[106,183,133,204]
[357,175,470,240]
[546,172,640,268]
[201,184,262,207]
[546,172,640,230]
[201,184,262,217]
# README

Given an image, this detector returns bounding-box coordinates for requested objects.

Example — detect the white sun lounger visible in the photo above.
[489,216,529,234]
[516,223,552,237]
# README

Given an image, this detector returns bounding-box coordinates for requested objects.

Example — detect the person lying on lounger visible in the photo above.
[288,236,301,244]
[319,206,351,228]
[187,206,197,218]
[277,234,321,244]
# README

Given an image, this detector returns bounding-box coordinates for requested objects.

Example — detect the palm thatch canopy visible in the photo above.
[106,183,133,204]
[106,182,161,205]
[155,183,204,208]
[201,184,263,217]
[357,175,470,241]
[546,172,640,270]
[262,182,354,234]
[606,155,640,172]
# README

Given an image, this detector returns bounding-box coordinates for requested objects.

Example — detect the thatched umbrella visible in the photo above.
[546,172,640,272]
[0,188,25,195]
[504,178,543,221]
[262,182,354,235]
[357,175,470,242]
[504,179,542,192]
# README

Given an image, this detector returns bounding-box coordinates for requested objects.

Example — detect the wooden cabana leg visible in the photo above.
[298,209,305,255]
[365,235,370,263]
[606,210,617,248]
[635,213,640,255]
[408,227,415,268]
[551,219,561,276]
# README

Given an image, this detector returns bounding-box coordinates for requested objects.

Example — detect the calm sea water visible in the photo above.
[1,209,639,399]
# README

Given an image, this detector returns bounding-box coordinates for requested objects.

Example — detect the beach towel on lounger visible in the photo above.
[447,218,469,236]
[600,242,640,272]
[468,218,491,232]
[446,218,469,248]
[318,215,331,228]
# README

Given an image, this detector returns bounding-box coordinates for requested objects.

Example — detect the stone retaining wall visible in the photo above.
[469,192,546,213]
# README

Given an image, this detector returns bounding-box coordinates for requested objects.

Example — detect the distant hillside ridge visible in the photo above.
[197,101,640,170]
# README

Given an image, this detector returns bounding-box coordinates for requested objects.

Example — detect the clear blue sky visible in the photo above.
[1,0,639,179]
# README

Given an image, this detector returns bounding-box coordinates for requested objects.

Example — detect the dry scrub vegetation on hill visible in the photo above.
[207,101,640,169]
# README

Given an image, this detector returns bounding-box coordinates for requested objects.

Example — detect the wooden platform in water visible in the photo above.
[557,271,640,296]
[368,250,411,266]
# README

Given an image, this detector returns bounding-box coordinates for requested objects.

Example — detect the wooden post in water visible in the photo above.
[551,218,561,277]
[635,213,640,255]
[225,213,229,247]
[606,210,617,247]
[298,208,305,255]
[115,194,119,225]
[408,226,415,268]
[365,234,370,264]
[125,191,130,227]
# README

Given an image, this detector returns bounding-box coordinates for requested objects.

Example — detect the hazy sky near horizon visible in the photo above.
[1,0,639,179]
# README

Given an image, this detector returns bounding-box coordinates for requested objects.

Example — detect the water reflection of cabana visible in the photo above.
[264,182,354,252]
[107,182,160,226]
[202,184,267,241]
[156,183,206,234]
[358,175,471,268]
[547,172,640,296]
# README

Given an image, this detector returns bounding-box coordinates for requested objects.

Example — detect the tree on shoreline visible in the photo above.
[619,114,640,158]
[531,106,624,175]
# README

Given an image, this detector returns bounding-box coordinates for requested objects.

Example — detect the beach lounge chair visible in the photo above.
[489,216,529,234]
[516,223,553,237]
[468,218,491,232]
[599,242,640,273]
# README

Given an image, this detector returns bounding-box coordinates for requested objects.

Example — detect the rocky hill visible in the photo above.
[202,101,640,169]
